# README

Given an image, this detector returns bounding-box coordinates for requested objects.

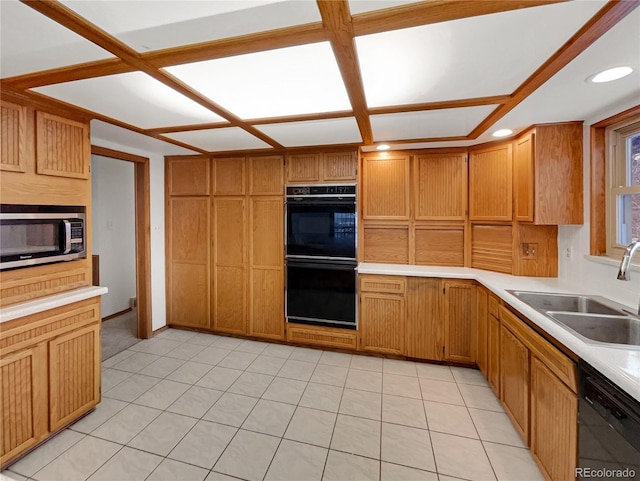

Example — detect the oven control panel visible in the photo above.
[286,184,356,196]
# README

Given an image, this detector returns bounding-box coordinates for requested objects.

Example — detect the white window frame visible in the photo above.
[606,117,640,258]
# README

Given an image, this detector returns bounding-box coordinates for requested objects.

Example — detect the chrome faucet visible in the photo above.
[617,241,640,315]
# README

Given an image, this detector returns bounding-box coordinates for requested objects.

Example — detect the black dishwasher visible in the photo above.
[578,360,640,480]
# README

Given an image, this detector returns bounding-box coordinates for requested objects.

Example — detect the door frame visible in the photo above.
[91,145,152,339]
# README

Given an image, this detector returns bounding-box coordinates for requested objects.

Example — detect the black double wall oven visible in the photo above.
[285,184,357,329]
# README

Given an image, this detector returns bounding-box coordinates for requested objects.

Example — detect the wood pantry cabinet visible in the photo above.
[0,297,101,466]
[286,150,357,183]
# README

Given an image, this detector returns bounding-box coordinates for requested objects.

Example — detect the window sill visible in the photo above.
[584,254,640,272]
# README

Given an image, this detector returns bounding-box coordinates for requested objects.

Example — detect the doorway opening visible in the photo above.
[91,145,152,360]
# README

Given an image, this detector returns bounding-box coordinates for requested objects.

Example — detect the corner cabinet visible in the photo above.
[443,280,477,363]
[0,297,102,467]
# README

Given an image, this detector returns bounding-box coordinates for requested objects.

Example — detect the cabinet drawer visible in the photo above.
[287,324,357,350]
[359,275,406,295]
[488,294,501,319]
[500,306,577,393]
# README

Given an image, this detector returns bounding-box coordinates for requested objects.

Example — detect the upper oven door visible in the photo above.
[286,198,356,260]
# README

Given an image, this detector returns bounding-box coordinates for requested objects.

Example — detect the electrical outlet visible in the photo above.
[522,243,538,259]
[566,247,573,259]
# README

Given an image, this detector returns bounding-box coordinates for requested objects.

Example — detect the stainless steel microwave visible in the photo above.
[0,204,86,271]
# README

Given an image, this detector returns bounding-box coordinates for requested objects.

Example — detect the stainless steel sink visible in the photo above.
[547,312,640,346]
[510,291,625,316]
[507,290,640,348]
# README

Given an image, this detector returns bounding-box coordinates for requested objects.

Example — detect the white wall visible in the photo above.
[90,139,167,331]
[91,156,136,318]
[557,97,640,310]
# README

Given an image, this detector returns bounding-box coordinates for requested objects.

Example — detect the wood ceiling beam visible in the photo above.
[317,0,373,144]
[352,0,568,36]
[19,0,285,150]
[468,0,640,139]
[369,95,510,116]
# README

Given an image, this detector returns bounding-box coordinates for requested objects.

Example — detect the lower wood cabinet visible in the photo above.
[406,277,442,360]
[487,295,501,396]
[443,280,477,363]
[359,275,406,355]
[0,297,102,467]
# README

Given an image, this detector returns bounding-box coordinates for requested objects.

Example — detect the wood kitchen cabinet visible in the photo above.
[514,123,583,224]
[0,297,101,467]
[1,100,27,173]
[413,152,467,220]
[213,157,245,195]
[487,294,501,396]
[469,143,512,221]
[249,155,284,195]
[362,152,410,220]
[476,286,488,376]
[286,150,357,183]
[359,275,406,355]
[167,156,211,196]
[36,111,90,180]
[406,277,442,360]
[443,280,477,363]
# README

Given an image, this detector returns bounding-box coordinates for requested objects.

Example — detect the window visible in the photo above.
[606,117,640,257]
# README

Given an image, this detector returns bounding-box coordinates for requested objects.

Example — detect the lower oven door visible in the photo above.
[286,260,357,329]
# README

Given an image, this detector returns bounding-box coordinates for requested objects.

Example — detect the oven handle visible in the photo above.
[285,199,356,206]
[286,261,357,271]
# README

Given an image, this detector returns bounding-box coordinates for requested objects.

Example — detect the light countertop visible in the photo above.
[358,263,640,402]
[0,286,108,324]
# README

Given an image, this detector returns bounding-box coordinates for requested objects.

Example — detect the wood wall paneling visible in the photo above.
[287,153,321,183]
[362,153,410,220]
[469,143,512,221]
[442,280,477,363]
[35,112,89,180]
[213,157,245,195]
[514,133,535,222]
[406,277,442,360]
[414,225,464,266]
[212,197,246,334]
[167,156,210,196]
[1,101,27,173]
[414,153,467,220]
[322,151,357,181]
[249,155,284,195]
[471,224,513,274]
[363,225,409,264]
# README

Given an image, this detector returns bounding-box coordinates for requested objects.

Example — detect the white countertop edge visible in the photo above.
[358,263,640,401]
[0,286,108,324]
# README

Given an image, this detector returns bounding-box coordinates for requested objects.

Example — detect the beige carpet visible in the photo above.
[101,309,140,361]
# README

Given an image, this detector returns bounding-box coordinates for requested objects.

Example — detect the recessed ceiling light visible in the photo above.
[376,144,390,150]
[492,129,513,138]
[590,66,633,83]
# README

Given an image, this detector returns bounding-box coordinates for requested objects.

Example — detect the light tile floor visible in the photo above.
[2,329,545,481]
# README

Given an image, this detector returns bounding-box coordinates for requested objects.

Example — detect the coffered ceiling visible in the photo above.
[1,0,638,155]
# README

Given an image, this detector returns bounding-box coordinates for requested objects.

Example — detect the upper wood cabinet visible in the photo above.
[362,153,410,220]
[213,157,245,195]
[249,155,284,195]
[469,143,512,221]
[414,224,464,267]
[514,123,583,224]
[406,277,442,360]
[443,280,477,363]
[1,100,27,173]
[36,112,89,180]
[413,152,467,220]
[167,157,210,196]
[286,150,357,184]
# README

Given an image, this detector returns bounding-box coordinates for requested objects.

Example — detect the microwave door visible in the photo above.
[0,219,64,262]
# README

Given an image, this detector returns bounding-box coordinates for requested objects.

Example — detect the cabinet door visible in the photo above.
[287,153,320,183]
[49,324,101,431]
[0,343,48,465]
[362,153,410,220]
[167,197,210,328]
[500,323,530,443]
[514,133,534,222]
[167,157,210,196]
[487,313,500,396]
[360,293,405,355]
[249,197,284,339]
[1,100,27,173]
[322,151,357,182]
[249,155,284,195]
[530,357,577,481]
[406,277,442,360]
[213,157,245,195]
[476,287,488,376]
[414,153,467,220]
[469,143,512,220]
[212,197,246,334]
[443,280,477,363]
[35,112,89,180]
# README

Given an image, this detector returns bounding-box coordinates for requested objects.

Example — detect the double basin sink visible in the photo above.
[508,290,640,348]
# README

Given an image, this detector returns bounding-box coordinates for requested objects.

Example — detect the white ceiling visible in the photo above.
[2,0,639,154]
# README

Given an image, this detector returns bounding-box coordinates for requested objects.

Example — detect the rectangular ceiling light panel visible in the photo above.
[33,72,226,129]
[166,42,352,119]
[370,105,497,141]
[0,0,113,78]
[356,1,606,108]
[61,0,321,52]
[165,127,272,152]
[256,117,362,147]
